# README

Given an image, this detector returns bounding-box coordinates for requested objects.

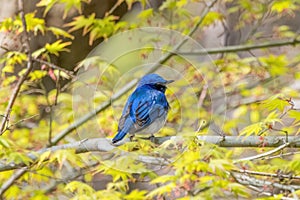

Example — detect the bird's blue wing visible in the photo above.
[112,98,133,143]
[130,86,169,130]
[118,100,131,131]
[112,86,169,143]
[132,95,153,127]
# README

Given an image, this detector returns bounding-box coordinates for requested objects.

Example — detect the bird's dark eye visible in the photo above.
[154,84,166,92]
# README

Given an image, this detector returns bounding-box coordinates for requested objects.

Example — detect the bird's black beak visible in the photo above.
[165,80,174,84]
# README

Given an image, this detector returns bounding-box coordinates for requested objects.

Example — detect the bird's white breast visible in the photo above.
[137,114,167,135]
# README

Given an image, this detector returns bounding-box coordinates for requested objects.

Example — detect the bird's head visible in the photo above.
[137,73,174,92]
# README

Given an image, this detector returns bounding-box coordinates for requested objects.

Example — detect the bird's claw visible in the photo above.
[129,135,137,142]
[140,135,155,142]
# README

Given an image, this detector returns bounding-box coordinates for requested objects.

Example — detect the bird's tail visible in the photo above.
[112,130,127,144]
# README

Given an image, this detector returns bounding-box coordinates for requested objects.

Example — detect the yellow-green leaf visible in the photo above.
[48,26,75,39]
[240,122,264,136]
[45,40,71,56]
[289,110,300,121]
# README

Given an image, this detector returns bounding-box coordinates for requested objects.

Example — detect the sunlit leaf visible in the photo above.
[201,11,223,26]
[261,94,290,111]
[240,122,264,136]
[264,111,281,125]
[29,70,47,81]
[150,175,176,184]
[271,0,296,13]
[37,151,51,168]
[37,0,90,17]
[147,182,176,198]
[65,181,95,195]
[37,0,59,16]
[48,26,75,39]
[45,40,71,56]
[25,13,46,35]
[124,189,147,200]
[289,110,300,121]
[259,55,288,77]
[0,137,11,148]
[138,9,153,19]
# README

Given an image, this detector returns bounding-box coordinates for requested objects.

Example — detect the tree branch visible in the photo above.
[233,138,298,163]
[0,0,34,134]
[232,169,300,180]
[232,172,300,192]
[1,136,300,172]
[33,58,75,78]
[177,37,300,55]
[0,167,27,197]
[43,162,98,194]
[261,150,300,161]
[49,0,218,145]
[156,135,300,148]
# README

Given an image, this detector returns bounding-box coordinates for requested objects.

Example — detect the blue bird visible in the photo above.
[112,73,173,144]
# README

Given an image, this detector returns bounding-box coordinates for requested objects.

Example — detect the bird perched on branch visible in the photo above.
[112,73,173,144]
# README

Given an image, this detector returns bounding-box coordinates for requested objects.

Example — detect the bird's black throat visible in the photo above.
[149,84,167,93]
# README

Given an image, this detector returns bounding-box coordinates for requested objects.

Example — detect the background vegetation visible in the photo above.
[0,0,300,199]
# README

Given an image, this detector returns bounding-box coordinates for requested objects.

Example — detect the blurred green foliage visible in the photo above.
[0,0,300,199]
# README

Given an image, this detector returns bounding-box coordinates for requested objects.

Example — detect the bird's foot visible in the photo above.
[129,135,137,142]
[140,135,155,142]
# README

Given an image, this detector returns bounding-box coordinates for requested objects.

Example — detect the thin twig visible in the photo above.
[0,167,27,197]
[54,70,60,105]
[246,185,273,197]
[48,105,53,146]
[177,36,300,55]
[245,184,296,200]
[39,82,53,146]
[5,114,39,130]
[106,0,124,16]
[234,138,300,163]
[0,45,10,52]
[232,169,300,180]
[196,84,208,132]
[33,58,75,78]
[197,84,209,108]
[261,151,300,160]
[232,172,300,192]
[43,162,99,194]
